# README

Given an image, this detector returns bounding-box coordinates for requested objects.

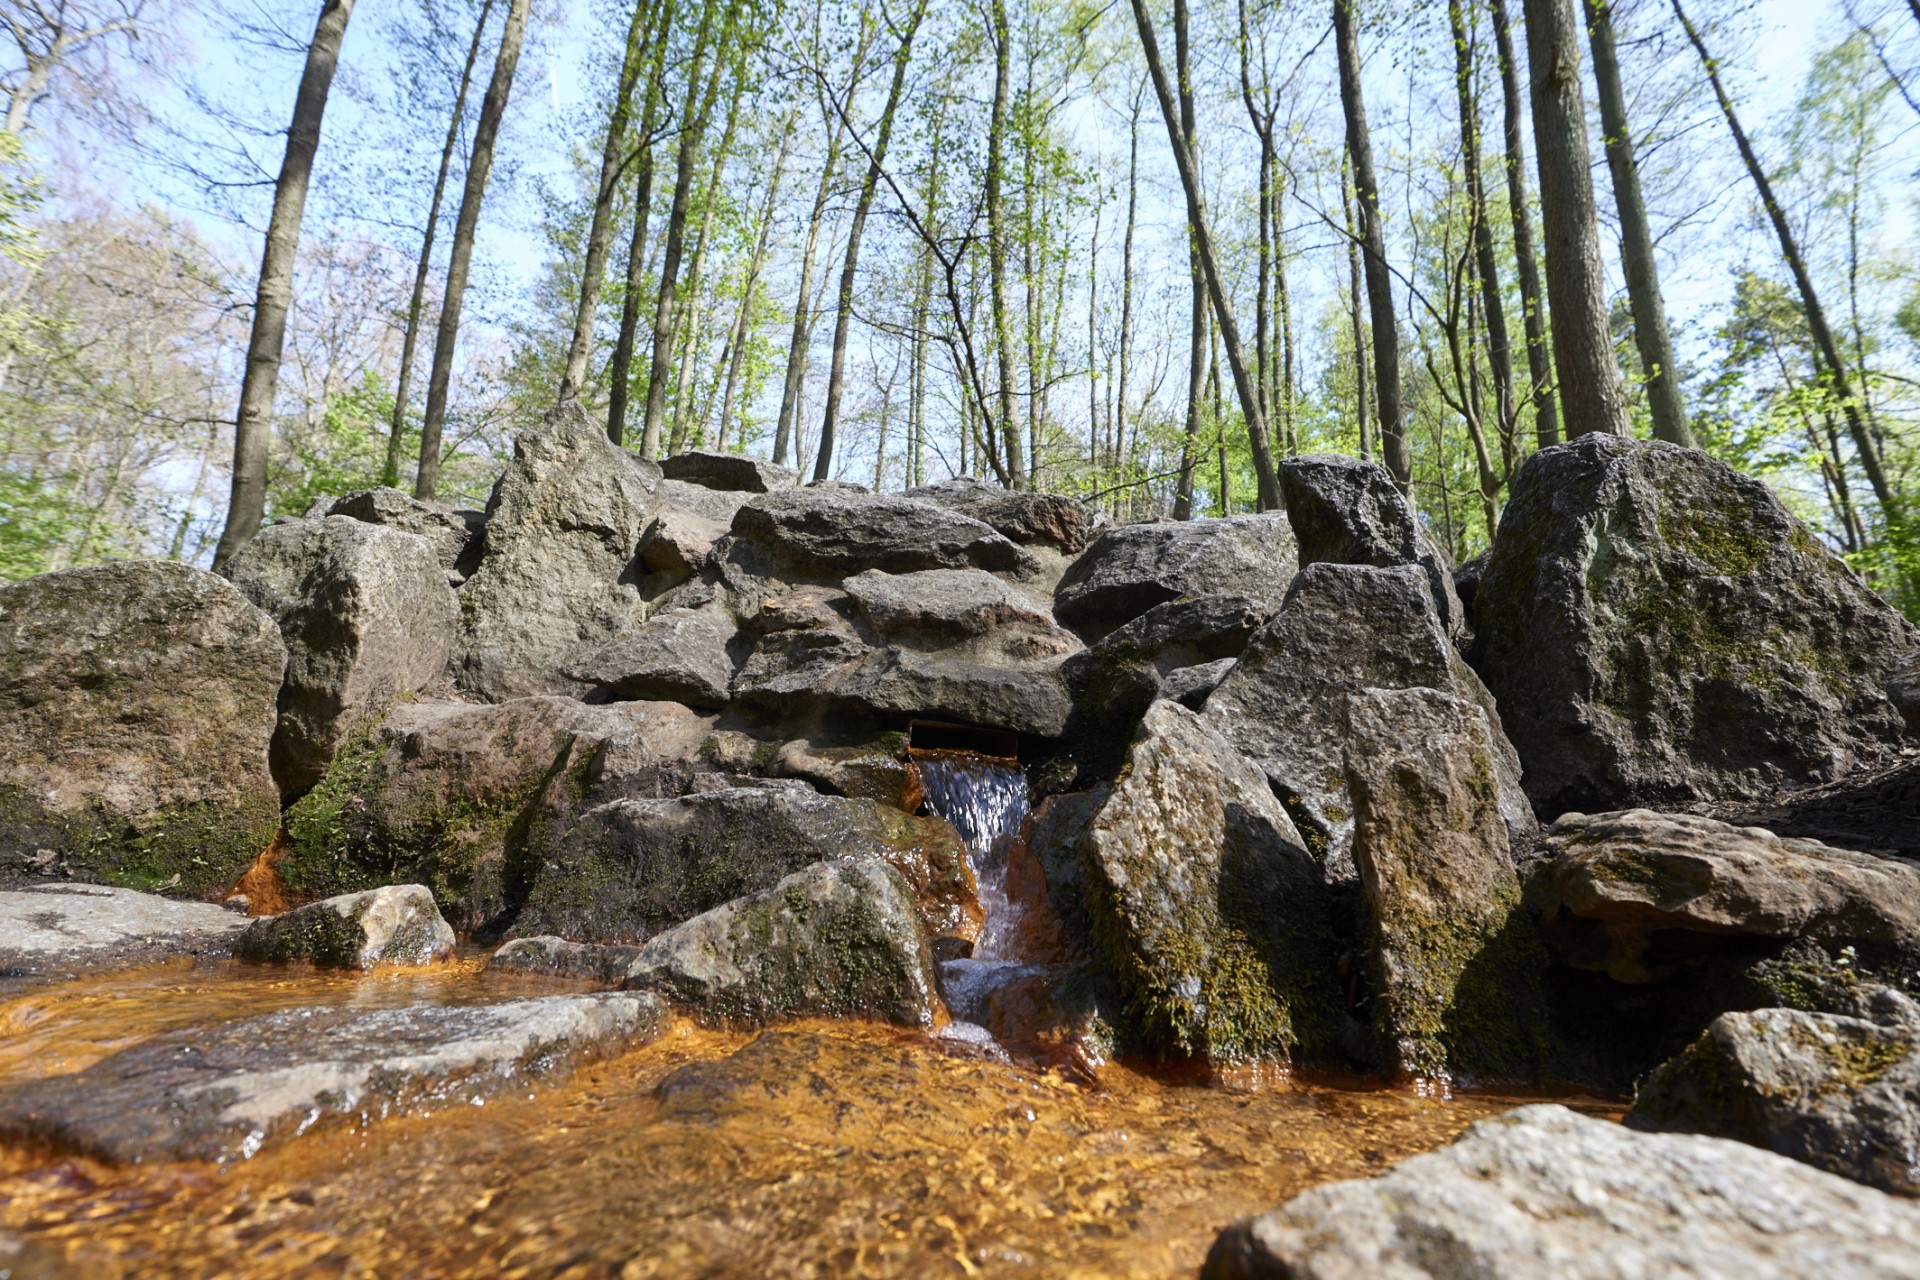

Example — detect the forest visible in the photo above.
[2,0,1918,609]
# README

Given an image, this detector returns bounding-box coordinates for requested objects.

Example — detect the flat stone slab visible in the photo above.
[1204,1103,1920,1279]
[0,992,665,1165]
[0,883,248,981]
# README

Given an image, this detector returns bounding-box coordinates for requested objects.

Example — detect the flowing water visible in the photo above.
[0,754,1622,1277]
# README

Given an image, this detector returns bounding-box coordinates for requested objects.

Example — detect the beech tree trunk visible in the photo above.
[772,72,855,467]
[212,0,355,570]
[1449,0,1518,469]
[383,0,492,487]
[604,0,674,446]
[1587,0,1694,445]
[1334,0,1410,490]
[1490,0,1560,447]
[1173,0,1204,520]
[1521,0,1629,439]
[987,0,1025,488]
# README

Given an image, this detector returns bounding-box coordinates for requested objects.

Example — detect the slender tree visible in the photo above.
[383,0,495,487]
[1587,0,1694,445]
[987,0,1025,487]
[1173,0,1205,519]
[607,0,678,446]
[212,0,354,570]
[1449,0,1519,467]
[1522,0,1629,438]
[1490,0,1560,446]
[715,115,796,452]
[1333,0,1410,490]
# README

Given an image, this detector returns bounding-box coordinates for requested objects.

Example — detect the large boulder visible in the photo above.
[659,449,796,493]
[0,993,663,1165]
[842,567,1060,643]
[0,560,284,894]
[731,489,1038,580]
[1472,435,1919,815]
[0,883,249,983]
[306,486,482,580]
[1529,809,1920,984]
[1203,1103,1920,1279]
[1204,563,1531,877]
[452,402,662,701]
[1073,701,1339,1065]
[281,696,713,931]
[621,856,942,1028]
[904,477,1095,554]
[233,884,456,969]
[823,647,1076,739]
[517,783,979,950]
[224,516,458,793]
[1051,515,1297,642]
[1279,452,1466,639]
[1345,687,1549,1081]
[1629,1004,1920,1195]
[566,603,740,709]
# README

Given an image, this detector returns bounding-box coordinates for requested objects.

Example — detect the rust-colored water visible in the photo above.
[0,962,1620,1279]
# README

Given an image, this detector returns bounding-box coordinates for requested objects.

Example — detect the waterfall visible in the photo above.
[913,751,1031,961]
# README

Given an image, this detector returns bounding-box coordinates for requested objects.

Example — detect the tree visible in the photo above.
[414,0,529,500]
[0,0,148,137]
[987,0,1025,488]
[211,0,354,571]
[1489,0,1559,447]
[1522,0,1629,438]
[1586,0,1693,446]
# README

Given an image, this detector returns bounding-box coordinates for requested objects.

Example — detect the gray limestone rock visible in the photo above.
[1630,1005,1920,1194]
[1345,687,1547,1080]
[621,857,941,1028]
[307,486,481,579]
[566,604,739,709]
[0,560,285,894]
[1074,701,1338,1065]
[488,935,644,984]
[0,883,248,982]
[1472,434,1919,814]
[234,885,456,969]
[1051,515,1297,642]
[903,477,1094,554]
[1204,1103,1920,1279]
[1204,563,1531,878]
[1530,808,1920,983]
[0,993,665,1164]
[224,515,458,793]
[842,568,1060,643]
[452,401,662,701]
[731,488,1039,581]
[659,449,796,493]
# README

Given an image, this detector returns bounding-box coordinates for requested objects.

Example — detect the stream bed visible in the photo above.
[0,956,1619,1279]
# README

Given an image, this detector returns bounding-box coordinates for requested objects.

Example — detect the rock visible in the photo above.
[1203,1103,1920,1280]
[452,401,662,701]
[1629,1005,1920,1194]
[1205,563,1531,877]
[659,449,797,493]
[732,628,871,709]
[518,785,979,949]
[1888,666,1920,736]
[767,733,916,807]
[1162,658,1234,708]
[1471,435,1919,815]
[638,509,729,581]
[824,647,1075,739]
[0,883,248,982]
[0,993,664,1165]
[488,935,643,984]
[233,885,455,969]
[566,604,739,709]
[281,696,713,931]
[1279,452,1466,639]
[0,560,285,894]
[1345,687,1548,1080]
[1074,701,1338,1065]
[1529,809,1920,984]
[731,489,1039,580]
[224,516,459,793]
[842,568,1060,643]
[621,857,941,1028]
[904,477,1094,554]
[657,477,752,525]
[308,486,481,579]
[1051,515,1297,642]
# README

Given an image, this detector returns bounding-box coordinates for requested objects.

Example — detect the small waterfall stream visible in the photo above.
[913,752,1032,961]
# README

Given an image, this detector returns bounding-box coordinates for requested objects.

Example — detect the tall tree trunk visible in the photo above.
[1173,0,1204,520]
[1521,0,1628,439]
[1334,0,1410,489]
[1127,0,1280,509]
[1490,0,1560,446]
[1449,0,1519,471]
[638,0,727,460]
[1671,0,1897,515]
[414,0,530,500]
[716,119,796,453]
[987,0,1025,488]
[816,0,926,480]
[773,96,852,466]
[212,0,355,570]
[1342,158,1372,460]
[1277,195,1297,455]
[1087,197,1100,469]
[1115,79,1143,479]
[383,0,493,487]
[558,0,652,400]
[1586,0,1693,445]
[605,0,675,446]
[668,82,743,455]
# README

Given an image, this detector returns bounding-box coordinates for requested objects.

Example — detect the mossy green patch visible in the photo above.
[0,782,278,898]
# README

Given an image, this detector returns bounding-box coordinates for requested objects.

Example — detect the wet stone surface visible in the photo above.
[0,884,249,987]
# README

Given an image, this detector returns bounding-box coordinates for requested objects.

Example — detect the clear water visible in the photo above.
[912,751,1032,962]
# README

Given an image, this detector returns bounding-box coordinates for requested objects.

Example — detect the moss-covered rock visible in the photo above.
[1472,434,1920,814]
[233,884,455,969]
[0,560,285,895]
